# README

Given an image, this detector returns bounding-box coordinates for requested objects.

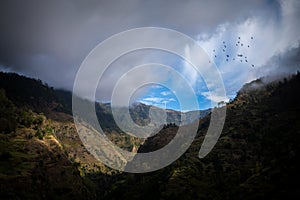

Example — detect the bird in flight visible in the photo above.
[211,36,255,67]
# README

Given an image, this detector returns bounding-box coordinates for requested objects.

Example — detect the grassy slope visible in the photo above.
[0,72,146,198]
[0,94,90,199]
[0,74,115,199]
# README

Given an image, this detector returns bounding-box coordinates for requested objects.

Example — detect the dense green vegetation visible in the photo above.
[1,71,300,199]
[0,88,91,199]
[0,72,72,116]
[0,88,44,134]
[104,72,300,199]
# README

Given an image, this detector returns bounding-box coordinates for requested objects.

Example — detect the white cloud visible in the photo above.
[160,91,172,96]
[181,45,200,87]
[142,97,175,103]
[196,0,300,98]
[201,91,229,104]
[143,97,165,102]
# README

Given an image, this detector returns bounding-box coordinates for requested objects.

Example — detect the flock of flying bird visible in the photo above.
[210,36,255,67]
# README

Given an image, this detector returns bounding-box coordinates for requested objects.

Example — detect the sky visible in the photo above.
[0,0,300,111]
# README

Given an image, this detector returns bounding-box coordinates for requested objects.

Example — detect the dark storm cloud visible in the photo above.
[0,0,297,96]
[256,45,300,79]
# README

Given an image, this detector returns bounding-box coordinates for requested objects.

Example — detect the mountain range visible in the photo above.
[1,71,300,199]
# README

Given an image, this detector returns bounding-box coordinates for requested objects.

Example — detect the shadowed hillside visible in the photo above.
[0,72,73,120]
[104,72,300,200]
[1,71,300,199]
[0,72,208,199]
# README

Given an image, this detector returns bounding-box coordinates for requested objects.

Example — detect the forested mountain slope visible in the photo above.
[105,73,300,200]
[1,71,299,199]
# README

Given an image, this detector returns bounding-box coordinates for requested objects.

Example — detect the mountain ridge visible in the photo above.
[1,71,300,199]
[0,72,210,129]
